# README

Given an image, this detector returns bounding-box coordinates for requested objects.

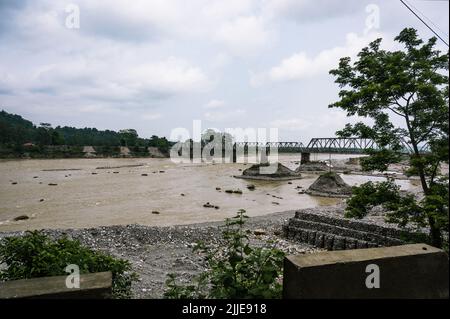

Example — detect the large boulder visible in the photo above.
[306,172,352,197]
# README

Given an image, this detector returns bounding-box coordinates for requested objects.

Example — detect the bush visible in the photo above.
[164,210,285,299]
[0,231,137,298]
[345,179,401,219]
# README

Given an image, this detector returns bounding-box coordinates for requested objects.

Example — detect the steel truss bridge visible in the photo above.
[234,138,429,154]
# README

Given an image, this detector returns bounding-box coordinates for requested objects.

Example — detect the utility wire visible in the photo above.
[406,0,449,38]
[400,0,449,47]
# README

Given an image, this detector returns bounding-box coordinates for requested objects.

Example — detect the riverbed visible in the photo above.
[0,154,419,232]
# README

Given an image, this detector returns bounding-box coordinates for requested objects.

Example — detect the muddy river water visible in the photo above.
[0,154,419,231]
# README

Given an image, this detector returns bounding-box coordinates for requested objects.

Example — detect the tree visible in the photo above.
[51,130,65,145]
[119,129,138,147]
[329,28,449,248]
[36,123,53,146]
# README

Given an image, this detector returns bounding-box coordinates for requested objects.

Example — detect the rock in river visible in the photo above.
[13,215,29,221]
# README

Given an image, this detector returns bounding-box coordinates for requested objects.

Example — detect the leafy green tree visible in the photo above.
[36,127,52,146]
[119,129,138,147]
[329,28,449,248]
[51,130,65,145]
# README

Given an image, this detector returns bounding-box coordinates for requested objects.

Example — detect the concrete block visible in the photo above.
[0,272,112,299]
[283,244,449,299]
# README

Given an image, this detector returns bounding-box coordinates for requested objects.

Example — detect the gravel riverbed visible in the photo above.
[0,202,436,298]
[0,209,322,299]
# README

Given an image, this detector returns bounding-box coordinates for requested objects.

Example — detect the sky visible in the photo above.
[0,0,448,143]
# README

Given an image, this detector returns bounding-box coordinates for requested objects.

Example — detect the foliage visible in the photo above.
[0,110,172,156]
[164,210,285,299]
[0,231,138,298]
[345,179,401,219]
[329,28,449,248]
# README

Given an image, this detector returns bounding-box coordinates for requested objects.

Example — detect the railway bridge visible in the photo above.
[234,138,428,163]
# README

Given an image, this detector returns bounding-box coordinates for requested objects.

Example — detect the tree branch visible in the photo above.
[387,105,406,117]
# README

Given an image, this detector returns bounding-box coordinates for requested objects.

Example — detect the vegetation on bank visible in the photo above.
[330,28,449,248]
[164,210,285,299]
[0,231,138,298]
[0,110,172,158]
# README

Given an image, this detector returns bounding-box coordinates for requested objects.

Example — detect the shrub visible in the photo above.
[345,179,401,219]
[0,231,137,298]
[164,210,285,299]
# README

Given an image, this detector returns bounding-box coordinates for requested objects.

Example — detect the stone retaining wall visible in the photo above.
[283,210,427,250]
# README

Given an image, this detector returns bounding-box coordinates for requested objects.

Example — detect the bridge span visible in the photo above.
[234,137,428,155]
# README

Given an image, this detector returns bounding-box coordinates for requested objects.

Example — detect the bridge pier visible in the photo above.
[301,152,310,164]
[260,147,269,164]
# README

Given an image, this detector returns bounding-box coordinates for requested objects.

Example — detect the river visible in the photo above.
[0,154,419,231]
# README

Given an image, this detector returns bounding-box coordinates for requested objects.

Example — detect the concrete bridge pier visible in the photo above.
[301,152,310,164]
[260,147,269,164]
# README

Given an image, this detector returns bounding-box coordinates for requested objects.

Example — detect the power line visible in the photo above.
[400,0,449,47]
[406,0,449,38]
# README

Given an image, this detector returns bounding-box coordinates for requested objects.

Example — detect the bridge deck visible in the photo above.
[234,138,429,154]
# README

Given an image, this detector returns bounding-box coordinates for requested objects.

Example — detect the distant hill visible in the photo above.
[0,110,171,156]
[0,110,36,145]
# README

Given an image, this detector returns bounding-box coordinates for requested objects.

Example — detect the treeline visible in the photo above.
[0,110,172,156]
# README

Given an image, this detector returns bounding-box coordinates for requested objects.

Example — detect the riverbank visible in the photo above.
[1,203,433,299]
[0,202,440,299]
[0,209,319,299]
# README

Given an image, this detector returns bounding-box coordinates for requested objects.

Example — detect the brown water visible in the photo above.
[0,154,418,231]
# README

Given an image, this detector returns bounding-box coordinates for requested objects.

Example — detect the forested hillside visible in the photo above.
[0,110,171,158]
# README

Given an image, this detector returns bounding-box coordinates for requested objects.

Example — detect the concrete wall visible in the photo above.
[0,272,112,299]
[283,244,449,299]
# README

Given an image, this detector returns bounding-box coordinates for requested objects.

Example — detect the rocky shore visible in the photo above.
[0,210,320,299]
[1,202,441,298]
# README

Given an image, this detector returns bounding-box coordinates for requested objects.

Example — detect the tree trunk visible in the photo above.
[405,113,429,194]
[404,111,441,247]
[428,216,443,248]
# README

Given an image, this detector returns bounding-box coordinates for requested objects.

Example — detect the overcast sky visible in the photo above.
[0,0,448,142]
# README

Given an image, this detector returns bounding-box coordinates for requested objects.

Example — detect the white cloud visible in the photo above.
[142,113,163,120]
[122,57,210,94]
[261,0,363,22]
[270,109,371,139]
[204,99,225,109]
[251,31,384,86]
[202,0,255,20]
[2,55,210,104]
[215,15,273,56]
[204,108,246,122]
[269,118,312,131]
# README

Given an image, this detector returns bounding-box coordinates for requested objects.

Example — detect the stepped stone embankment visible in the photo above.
[283,209,427,250]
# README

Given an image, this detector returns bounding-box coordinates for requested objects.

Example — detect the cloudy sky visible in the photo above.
[0,0,448,142]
